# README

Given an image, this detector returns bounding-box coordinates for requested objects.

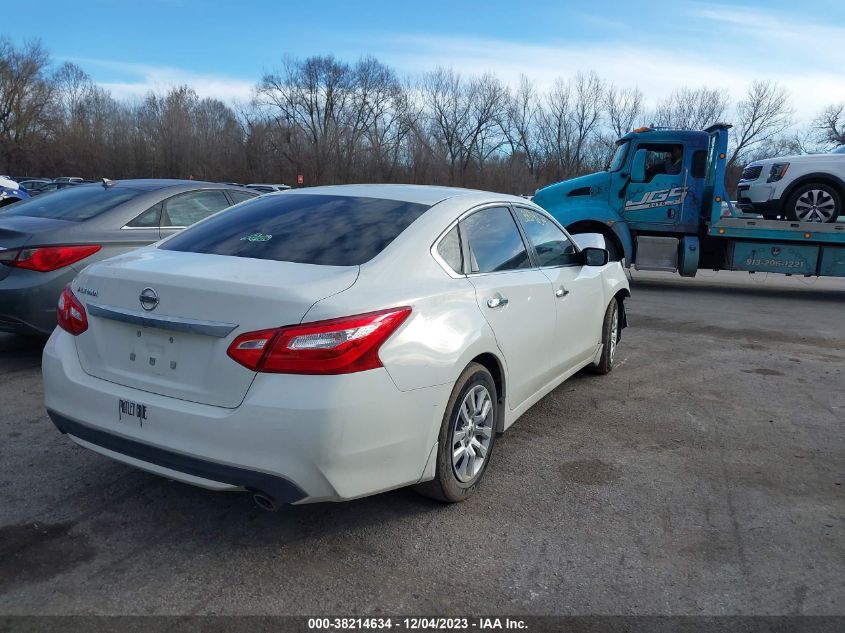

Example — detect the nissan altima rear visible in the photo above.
[43,184,630,507]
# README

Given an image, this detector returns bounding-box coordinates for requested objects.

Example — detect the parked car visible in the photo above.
[28,181,83,196]
[246,183,291,193]
[18,179,53,193]
[737,145,845,222]
[0,179,258,336]
[0,176,30,207]
[53,177,85,183]
[42,184,630,508]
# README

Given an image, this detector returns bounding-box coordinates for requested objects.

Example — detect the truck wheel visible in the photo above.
[604,239,622,263]
[589,299,619,375]
[785,183,841,223]
[414,363,498,503]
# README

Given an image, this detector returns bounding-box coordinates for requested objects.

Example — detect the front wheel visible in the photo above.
[785,183,841,223]
[589,299,619,375]
[414,362,498,503]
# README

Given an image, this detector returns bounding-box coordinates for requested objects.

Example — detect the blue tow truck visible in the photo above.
[534,124,845,278]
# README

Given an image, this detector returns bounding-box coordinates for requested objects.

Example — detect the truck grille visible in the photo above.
[741,165,762,181]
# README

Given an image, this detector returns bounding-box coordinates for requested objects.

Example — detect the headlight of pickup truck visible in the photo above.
[767,163,790,182]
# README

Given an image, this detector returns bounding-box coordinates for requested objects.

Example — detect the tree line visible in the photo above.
[2,38,843,194]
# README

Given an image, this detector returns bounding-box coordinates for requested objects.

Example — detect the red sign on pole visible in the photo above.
[297,174,304,185]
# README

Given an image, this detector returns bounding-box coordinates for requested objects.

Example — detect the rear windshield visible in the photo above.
[0,185,142,221]
[161,193,430,266]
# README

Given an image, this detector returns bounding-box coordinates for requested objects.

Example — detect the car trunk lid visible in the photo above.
[72,248,358,408]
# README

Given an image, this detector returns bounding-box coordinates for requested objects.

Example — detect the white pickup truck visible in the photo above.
[736,145,845,223]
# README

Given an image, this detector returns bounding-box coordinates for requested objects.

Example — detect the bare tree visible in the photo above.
[537,72,604,179]
[502,75,541,181]
[728,81,793,167]
[652,86,728,130]
[256,55,353,183]
[421,68,507,185]
[814,103,845,148]
[605,85,643,138]
[0,38,54,173]
[1,39,834,193]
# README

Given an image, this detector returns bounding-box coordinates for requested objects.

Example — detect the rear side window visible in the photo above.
[0,186,142,221]
[162,194,430,266]
[228,190,258,204]
[516,207,579,267]
[126,202,162,228]
[461,207,530,274]
[436,225,463,274]
[163,190,231,227]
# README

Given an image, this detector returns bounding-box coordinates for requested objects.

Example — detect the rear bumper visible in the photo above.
[48,410,307,504]
[42,329,449,504]
[0,267,73,336]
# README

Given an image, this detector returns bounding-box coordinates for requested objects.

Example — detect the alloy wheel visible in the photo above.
[609,305,618,363]
[794,189,837,223]
[451,384,494,483]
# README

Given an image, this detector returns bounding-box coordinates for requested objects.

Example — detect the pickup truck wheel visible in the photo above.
[786,183,841,223]
[414,362,497,503]
[589,299,619,375]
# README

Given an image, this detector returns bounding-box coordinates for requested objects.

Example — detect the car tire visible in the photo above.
[414,362,498,503]
[589,299,619,375]
[785,183,841,223]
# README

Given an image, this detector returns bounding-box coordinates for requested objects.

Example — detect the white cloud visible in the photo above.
[371,3,845,123]
[63,57,255,103]
[62,3,845,124]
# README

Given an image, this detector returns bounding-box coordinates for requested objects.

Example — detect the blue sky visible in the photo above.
[8,0,845,121]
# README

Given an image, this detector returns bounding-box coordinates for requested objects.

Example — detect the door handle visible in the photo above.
[486,296,509,309]
[555,287,570,298]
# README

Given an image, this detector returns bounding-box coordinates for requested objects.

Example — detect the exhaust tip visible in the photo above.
[252,491,279,512]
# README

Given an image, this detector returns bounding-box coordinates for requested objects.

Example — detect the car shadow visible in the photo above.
[0,333,46,373]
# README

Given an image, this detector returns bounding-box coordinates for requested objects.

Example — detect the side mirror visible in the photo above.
[582,247,609,267]
[630,149,647,183]
[571,233,606,251]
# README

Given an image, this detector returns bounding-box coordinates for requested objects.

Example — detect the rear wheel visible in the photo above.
[785,183,841,223]
[414,362,497,503]
[589,299,619,375]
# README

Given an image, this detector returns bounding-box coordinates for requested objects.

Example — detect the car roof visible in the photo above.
[73,179,236,192]
[286,184,503,206]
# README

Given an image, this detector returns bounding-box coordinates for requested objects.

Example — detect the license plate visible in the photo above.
[131,330,181,377]
[118,399,148,426]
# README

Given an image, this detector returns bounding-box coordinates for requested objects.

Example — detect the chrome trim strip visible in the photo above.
[120,225,187,230]
[87,303,238,338]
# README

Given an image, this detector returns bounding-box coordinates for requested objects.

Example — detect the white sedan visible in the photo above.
[42,185,630,508]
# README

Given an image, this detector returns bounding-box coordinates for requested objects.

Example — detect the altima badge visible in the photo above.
[139,287,159,311]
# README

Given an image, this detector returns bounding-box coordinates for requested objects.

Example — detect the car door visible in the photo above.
[622,142,688,227]
[513,206,605,373]
[461,205,555,409]
[159,189,232,238]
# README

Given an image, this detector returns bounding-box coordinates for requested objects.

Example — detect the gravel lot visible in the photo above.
[0,270,843,616]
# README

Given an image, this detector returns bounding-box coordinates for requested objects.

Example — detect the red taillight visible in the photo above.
[56,285,88,335]
[227,307,412,375]
[2,245,101,272]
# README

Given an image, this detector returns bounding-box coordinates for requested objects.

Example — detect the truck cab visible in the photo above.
[535,124,845,279]
[534,126,714,271]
